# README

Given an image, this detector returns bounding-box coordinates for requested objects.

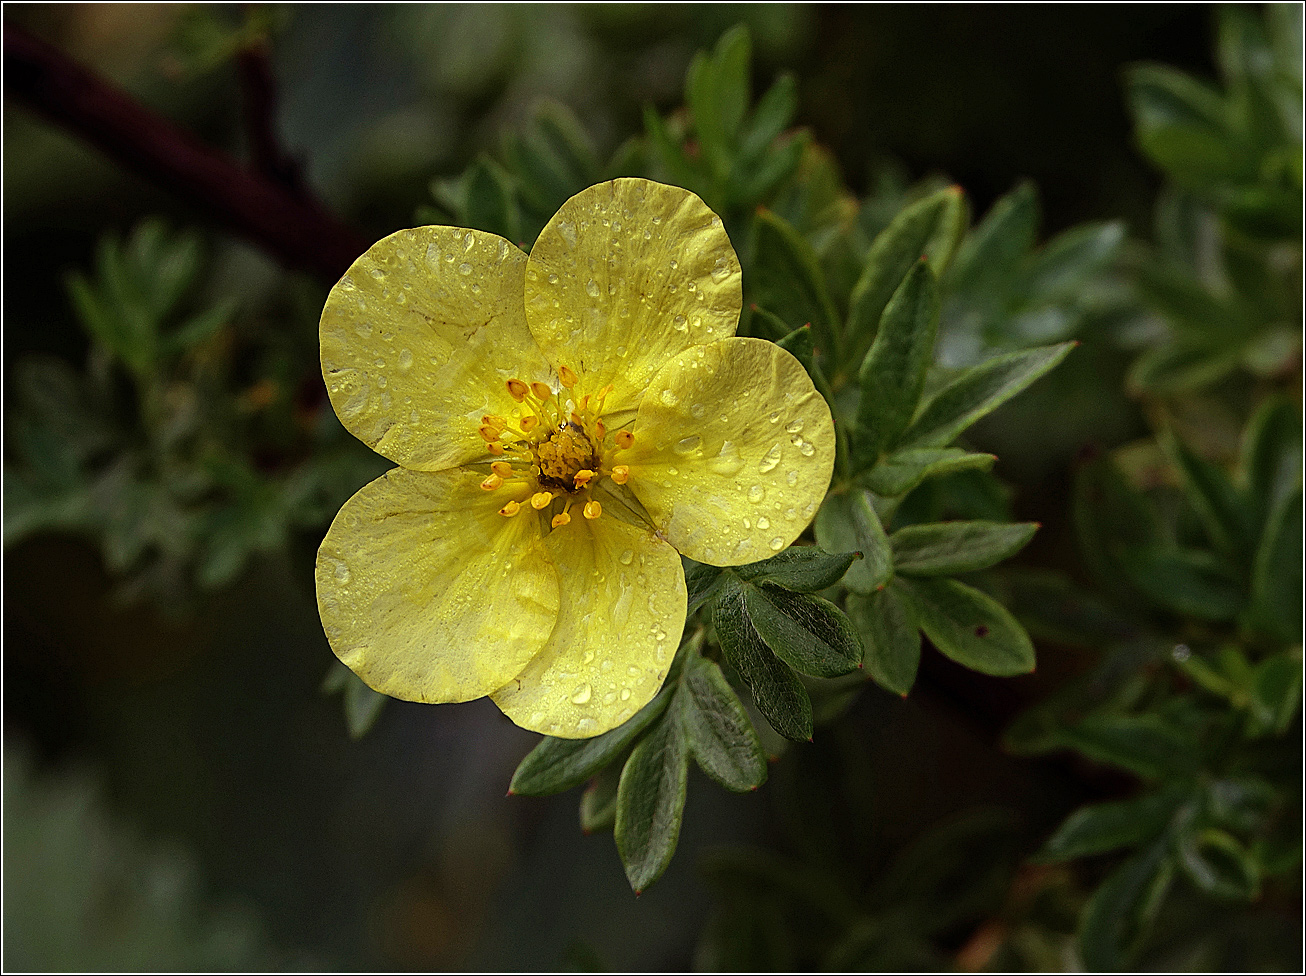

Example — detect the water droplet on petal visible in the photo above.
[585,278,600,298]
[690,402,706,419]
[570,683,592,705]
[619,550,634,565]
[620,688,631,701]
[674,435,701,455]
[458,262,472,275]
[757,516,770,529]
[759,443,783,473]
[397,348,413,370]
[770,536,785,551]
[799,442,816,457]
[747,484,766,503]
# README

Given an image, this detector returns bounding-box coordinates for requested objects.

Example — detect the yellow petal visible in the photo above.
[621,337,835,565]
[490,516,687,738]
[524,179,742,413]
[316,466,559,702]
[321,227,552,471]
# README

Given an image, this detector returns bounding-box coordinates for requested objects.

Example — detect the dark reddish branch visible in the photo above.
[235,38,304,193]
[3,24,370,282]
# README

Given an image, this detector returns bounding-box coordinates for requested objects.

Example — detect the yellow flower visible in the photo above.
[316,179,834,738]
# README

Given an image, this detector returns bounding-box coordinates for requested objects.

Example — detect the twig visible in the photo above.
[3,24,370,282]
[235,37,304,193]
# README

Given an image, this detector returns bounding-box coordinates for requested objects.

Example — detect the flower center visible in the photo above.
[475,366,635,528]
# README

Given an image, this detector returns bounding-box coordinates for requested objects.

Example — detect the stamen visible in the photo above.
[595,419,606,439]
[573,469,595,489]
[551,511,572,528]
[558,365,579,389]
[481,414,508,428]
[611,464,630,484]
[570,411,583,426]
[506,379,529,401]
[614,430,635,449]
[531,381,552,401]
[583,500,602,520]
[521,415,540,432]
[498,501,521,517]
[480,474,503,491]
[487,442,506,455]
[530,491,554,510]
[491,461,514,478]
[597,383,613,402]
[478,425,501,442]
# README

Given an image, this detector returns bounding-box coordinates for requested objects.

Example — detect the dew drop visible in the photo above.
[456,262,471,275]
[570,683,592,705]
[747,484,766,503]
[669,259,678,270]
[620,688,631,701]
[758,443,783,473]
[618,550,634,565]
[576,717,597,735]
[547,272,559,284]
[770,536,785,551]
[769,410,782,424]
[786,470,799,485]
[333,561,351,583]
[582,650,595,665]
[757,516,770,530]
[799,442,816,457]
[667,466,679,476]
[690,402,706,419]
[785,419,804,434]
[660,388,680,407]
[585,278,600,298]
[674,435,701,455]
[672,314,688,332]
[397,348,413,370]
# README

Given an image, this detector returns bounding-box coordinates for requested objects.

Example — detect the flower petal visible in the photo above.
[321,227,552,471]
[490,516,687,738]
[622,337,835,566]
[317,466,559,702]
[524,179,742,412]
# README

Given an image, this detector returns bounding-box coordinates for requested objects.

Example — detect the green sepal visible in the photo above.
[509,686,674,796]
[614,709,690,894]
[854,260,940,467]
[846,581,921,696]
[677,652,767,792]
[322,661,389,740]
[889,520,1038,576]
[895,342,1075,451]
[895,576,1036,676]
[813,489,892,594]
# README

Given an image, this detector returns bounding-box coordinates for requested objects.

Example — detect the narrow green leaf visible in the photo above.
[732,545,861,593]
[1025,221,1125,300]
[713,579,812,741]
[642,106,703,192]
[1164,431,1252,558]
[732,132,807,206]
[846,582,920,696]
[712,25,751,146]
[890,520,1037,576]
[813,489,892,594]
[1177,828,1260,900]
[464,157,521,243]
[678,653,767,792]
[947,181,1038,296]
[1251,651,1303,735]
[579,764,620,835]
[743,585,863,679]
[896,576,1035,676]
[1241,396,1304,528]
[615,712,689,894]
[896,342,1075,450]
[738,74,798,165]
[509,688,674,796]
[776,324,835,405]
[1121,546,1246,621]
[750,209,840,357]
[1128,341,1242,394]
[343,673,389,739]
[860,448,996,497]
[1135,261,1246,340]
[685,561,726,615]
[1077,841,1173,972]
[854,261,940,465]
[1057,713,1199,780]
[1036,786,1189,862]
[846,187,966,365]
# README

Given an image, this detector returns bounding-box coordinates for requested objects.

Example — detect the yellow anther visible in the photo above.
[480,474,503,491]
[597,383,613,402]
[570,411,583,426]
[573,469,596,488]
[498,501,521,517]
[551,511,572,528]
[611,464,630,484]
[481,414,508,428]
[531,381,553,400]
[595,420,606,439]
[506,379,529,401]
[491,461,514,478]
[614,430,635,449]
[583,500,602,520]
[521,415,539,432]
[558,365,579,389]
[531,491,554,510]
[487,442,506,455]
[478,425,501,442]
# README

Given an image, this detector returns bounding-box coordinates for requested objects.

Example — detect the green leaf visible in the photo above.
[813,489,892,594]
[846,187,967,365]
[713,578,813,741]
[776,324,835,404]
[732,132,808,207]
[509,687,674,796]
[1248,484,1303,642]
[889,520,1037,576]
[896,576,1035,676]
[322,662,389,739]
[1025,222,1125,301]
[1036,786,1189,862]
[947,181,1038,296]
[854,261,940,465]
[1241,395,1304,528]
[1121,546,1245,621]
[732,545,862,593]
[738,74,799,165]
[1077,841,1173,972]
[1251,651,1303,735]
[463,157,521,243]
[860,448,996,497]
[685,561,726,615]
[1177,828,1260,900]
[1057,713,1199,780]
[579,764,620,835]
[750,209,840,357]
[1134,261,1246,341]
[845,582,920,696]
[1164,431,1252,558]
[896,342,1075,450]
[678,653,767,792]
[614,711,689,894]
[642,107,702,192]
[743,585,863,679]
[1128,341,1243,393]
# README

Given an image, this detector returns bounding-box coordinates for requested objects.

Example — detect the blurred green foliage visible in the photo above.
[3,4,1299,971]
